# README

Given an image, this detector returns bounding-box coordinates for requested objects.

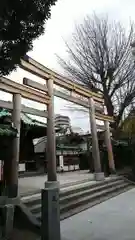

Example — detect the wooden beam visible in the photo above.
[54,90,104,113]
[54,78,104,103]
[55,90,89,108]
[0,76,50,105]
[22,78,113,122]
[54,90,103,113]
[0,100,48,118]
[0,100,12,110]
[96,124,105,130]
[22,106,48,118]
[24,55,103,99]
[95,112,114,122]
[0,98,113,122]
[22,77,103,112]
[23,77,48,92]
[20,55,104,103]
[21,59,49,80]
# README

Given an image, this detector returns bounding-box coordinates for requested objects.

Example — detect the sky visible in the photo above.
[2,0,135,133]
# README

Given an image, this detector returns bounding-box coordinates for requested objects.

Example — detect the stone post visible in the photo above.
[104,120,115,174]
[46,78,57,182]
[41,78,60,240]
[89,98,104,181]
[0,204,14,239]
[9,93,21,198]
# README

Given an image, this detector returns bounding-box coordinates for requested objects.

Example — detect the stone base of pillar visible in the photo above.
[0,204,14,239]
[41,181,60,240]
[94,172,105,181]
[45,181,60,189]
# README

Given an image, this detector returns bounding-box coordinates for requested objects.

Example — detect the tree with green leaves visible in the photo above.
[119,107,135,140]
[58,14,135,130]
[0,0,56,76]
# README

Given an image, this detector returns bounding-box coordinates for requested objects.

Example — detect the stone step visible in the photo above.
[60,176,122,197]
[30,204,41,215]
[35,182,131,222]
[21,176,134,223]
[60,184,133,220]
[60,179,124,205]
[22,176,122,208]
[20,177,95,198]
[29,179,124,215]
[60,182,129,214]
[22,193,41,207]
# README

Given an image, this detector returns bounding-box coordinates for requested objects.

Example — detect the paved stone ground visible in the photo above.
[19,170,94,195]
[61,188,135,240]
[13,187,135,240]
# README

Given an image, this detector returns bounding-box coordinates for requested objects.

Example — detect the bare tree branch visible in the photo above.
[57,14,135,129]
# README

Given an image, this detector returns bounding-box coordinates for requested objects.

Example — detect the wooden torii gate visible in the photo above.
[20,55,115,180]
[0,55,115,239]
[0,55,115,197]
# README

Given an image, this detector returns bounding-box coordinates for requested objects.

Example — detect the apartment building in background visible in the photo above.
[55,114,71,129]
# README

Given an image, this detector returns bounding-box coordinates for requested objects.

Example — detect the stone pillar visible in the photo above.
[104,120,115,174]
[42,78,60,240]
[89,98,104,181]
[46,77,57,183]
[41,187,60,240]
[9,93,21,198]
[0,204,14,239]
[59,155,64,172]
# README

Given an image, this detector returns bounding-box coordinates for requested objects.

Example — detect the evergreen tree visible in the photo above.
[0,0,56,75]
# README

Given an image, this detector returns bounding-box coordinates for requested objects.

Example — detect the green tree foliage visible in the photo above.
[0,0,56,76]
[120,108,135,140]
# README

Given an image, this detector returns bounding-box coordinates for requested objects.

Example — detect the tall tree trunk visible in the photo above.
[103,87,114,117]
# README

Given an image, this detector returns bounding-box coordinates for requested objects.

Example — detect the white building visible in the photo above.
[55,114,71,129]
[71,126,84,135]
